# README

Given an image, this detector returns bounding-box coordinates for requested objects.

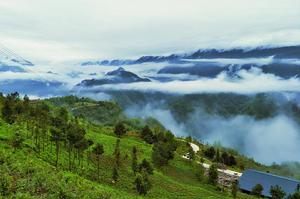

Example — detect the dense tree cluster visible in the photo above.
[204,147,216,159]
[152,131,178,167]
[114,122,127,137]
[140,125,154,144]
[221,151,237,166]
[204,146,237,167]
[169,93,278,122]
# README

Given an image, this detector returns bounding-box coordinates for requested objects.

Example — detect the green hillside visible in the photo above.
[0,93,295,198]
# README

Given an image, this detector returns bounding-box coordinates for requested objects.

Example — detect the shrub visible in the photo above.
[208,164,218,186]
[251,184,263,197]
[141,125,154,144]
[270,185,286,199]
[134,173,152,195]
[114,122,126,137]
[138,159,153,175]
[204,147,215,159]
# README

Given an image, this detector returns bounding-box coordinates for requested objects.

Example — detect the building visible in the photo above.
[239,169,300,198]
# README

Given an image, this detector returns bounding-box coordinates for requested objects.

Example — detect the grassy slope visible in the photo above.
[55,96,299,179]
[0,122,138,199]
[0,117,256,199]
[8,96,296,198]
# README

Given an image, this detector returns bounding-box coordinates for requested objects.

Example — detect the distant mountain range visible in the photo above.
[1,45,300,96]
[79,45,300,79]
[78,46,300,82]
[158,62,300,79]
[77,67,151,87]
[80,45,300,66]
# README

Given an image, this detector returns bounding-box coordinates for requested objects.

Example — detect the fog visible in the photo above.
[126,104,300,165]
[197,114,300,165]
[1,54,300,165]
[125,104,187,136]
[2,56,300,97]
[92,69,300,94]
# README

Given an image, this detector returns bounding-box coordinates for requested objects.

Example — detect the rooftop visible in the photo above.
[239,169,300,197]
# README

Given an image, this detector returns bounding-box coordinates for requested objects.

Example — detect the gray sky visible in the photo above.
[0,0,300,62]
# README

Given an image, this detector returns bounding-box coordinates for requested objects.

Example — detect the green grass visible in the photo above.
[0,95,285,198]
[0,119,256,199]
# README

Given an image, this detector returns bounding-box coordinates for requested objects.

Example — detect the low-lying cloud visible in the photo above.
[89,69,300,94]
[125,104,187,136]
[126,104,300,165]
[200,114,300,165]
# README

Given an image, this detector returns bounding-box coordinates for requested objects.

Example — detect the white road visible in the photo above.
[202,163,242,177]
[190,142,200,153]
[183,142,242,177]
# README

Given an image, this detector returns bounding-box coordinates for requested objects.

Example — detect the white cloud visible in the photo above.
[125,103,300,164]
[85,69,300,94]
[203,115,300,164]
[0,0,300,62]
[126,104,187,136]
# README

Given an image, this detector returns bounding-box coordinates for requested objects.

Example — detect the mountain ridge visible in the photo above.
[80,45,300,66]
[77,67,151,87]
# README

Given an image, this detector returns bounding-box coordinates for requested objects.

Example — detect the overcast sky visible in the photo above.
[0,0,300,62]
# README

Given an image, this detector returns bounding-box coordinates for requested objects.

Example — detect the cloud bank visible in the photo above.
[87,69,300,94]
[126,104,300,165]
[201,115,300,165]
[1,0,300,62]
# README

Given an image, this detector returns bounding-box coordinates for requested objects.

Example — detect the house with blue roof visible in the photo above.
[239,169,300,198]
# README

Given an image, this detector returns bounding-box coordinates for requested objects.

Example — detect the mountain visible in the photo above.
[77,67,151,87]
[158,62,300,79]
[79,45,300,79]
[80,45,300,66]
[186,45,300,59]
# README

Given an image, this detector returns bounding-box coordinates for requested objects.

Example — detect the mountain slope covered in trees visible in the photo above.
[0,93,298,198]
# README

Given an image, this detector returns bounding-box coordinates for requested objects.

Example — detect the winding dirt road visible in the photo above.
[183,142,242,178]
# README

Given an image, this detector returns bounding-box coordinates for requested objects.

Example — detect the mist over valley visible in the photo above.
[1,45,300,166]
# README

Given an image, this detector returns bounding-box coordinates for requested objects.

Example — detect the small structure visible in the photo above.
[239,169,300,198]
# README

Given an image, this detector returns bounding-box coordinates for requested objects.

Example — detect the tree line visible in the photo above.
[0,93,181,196]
